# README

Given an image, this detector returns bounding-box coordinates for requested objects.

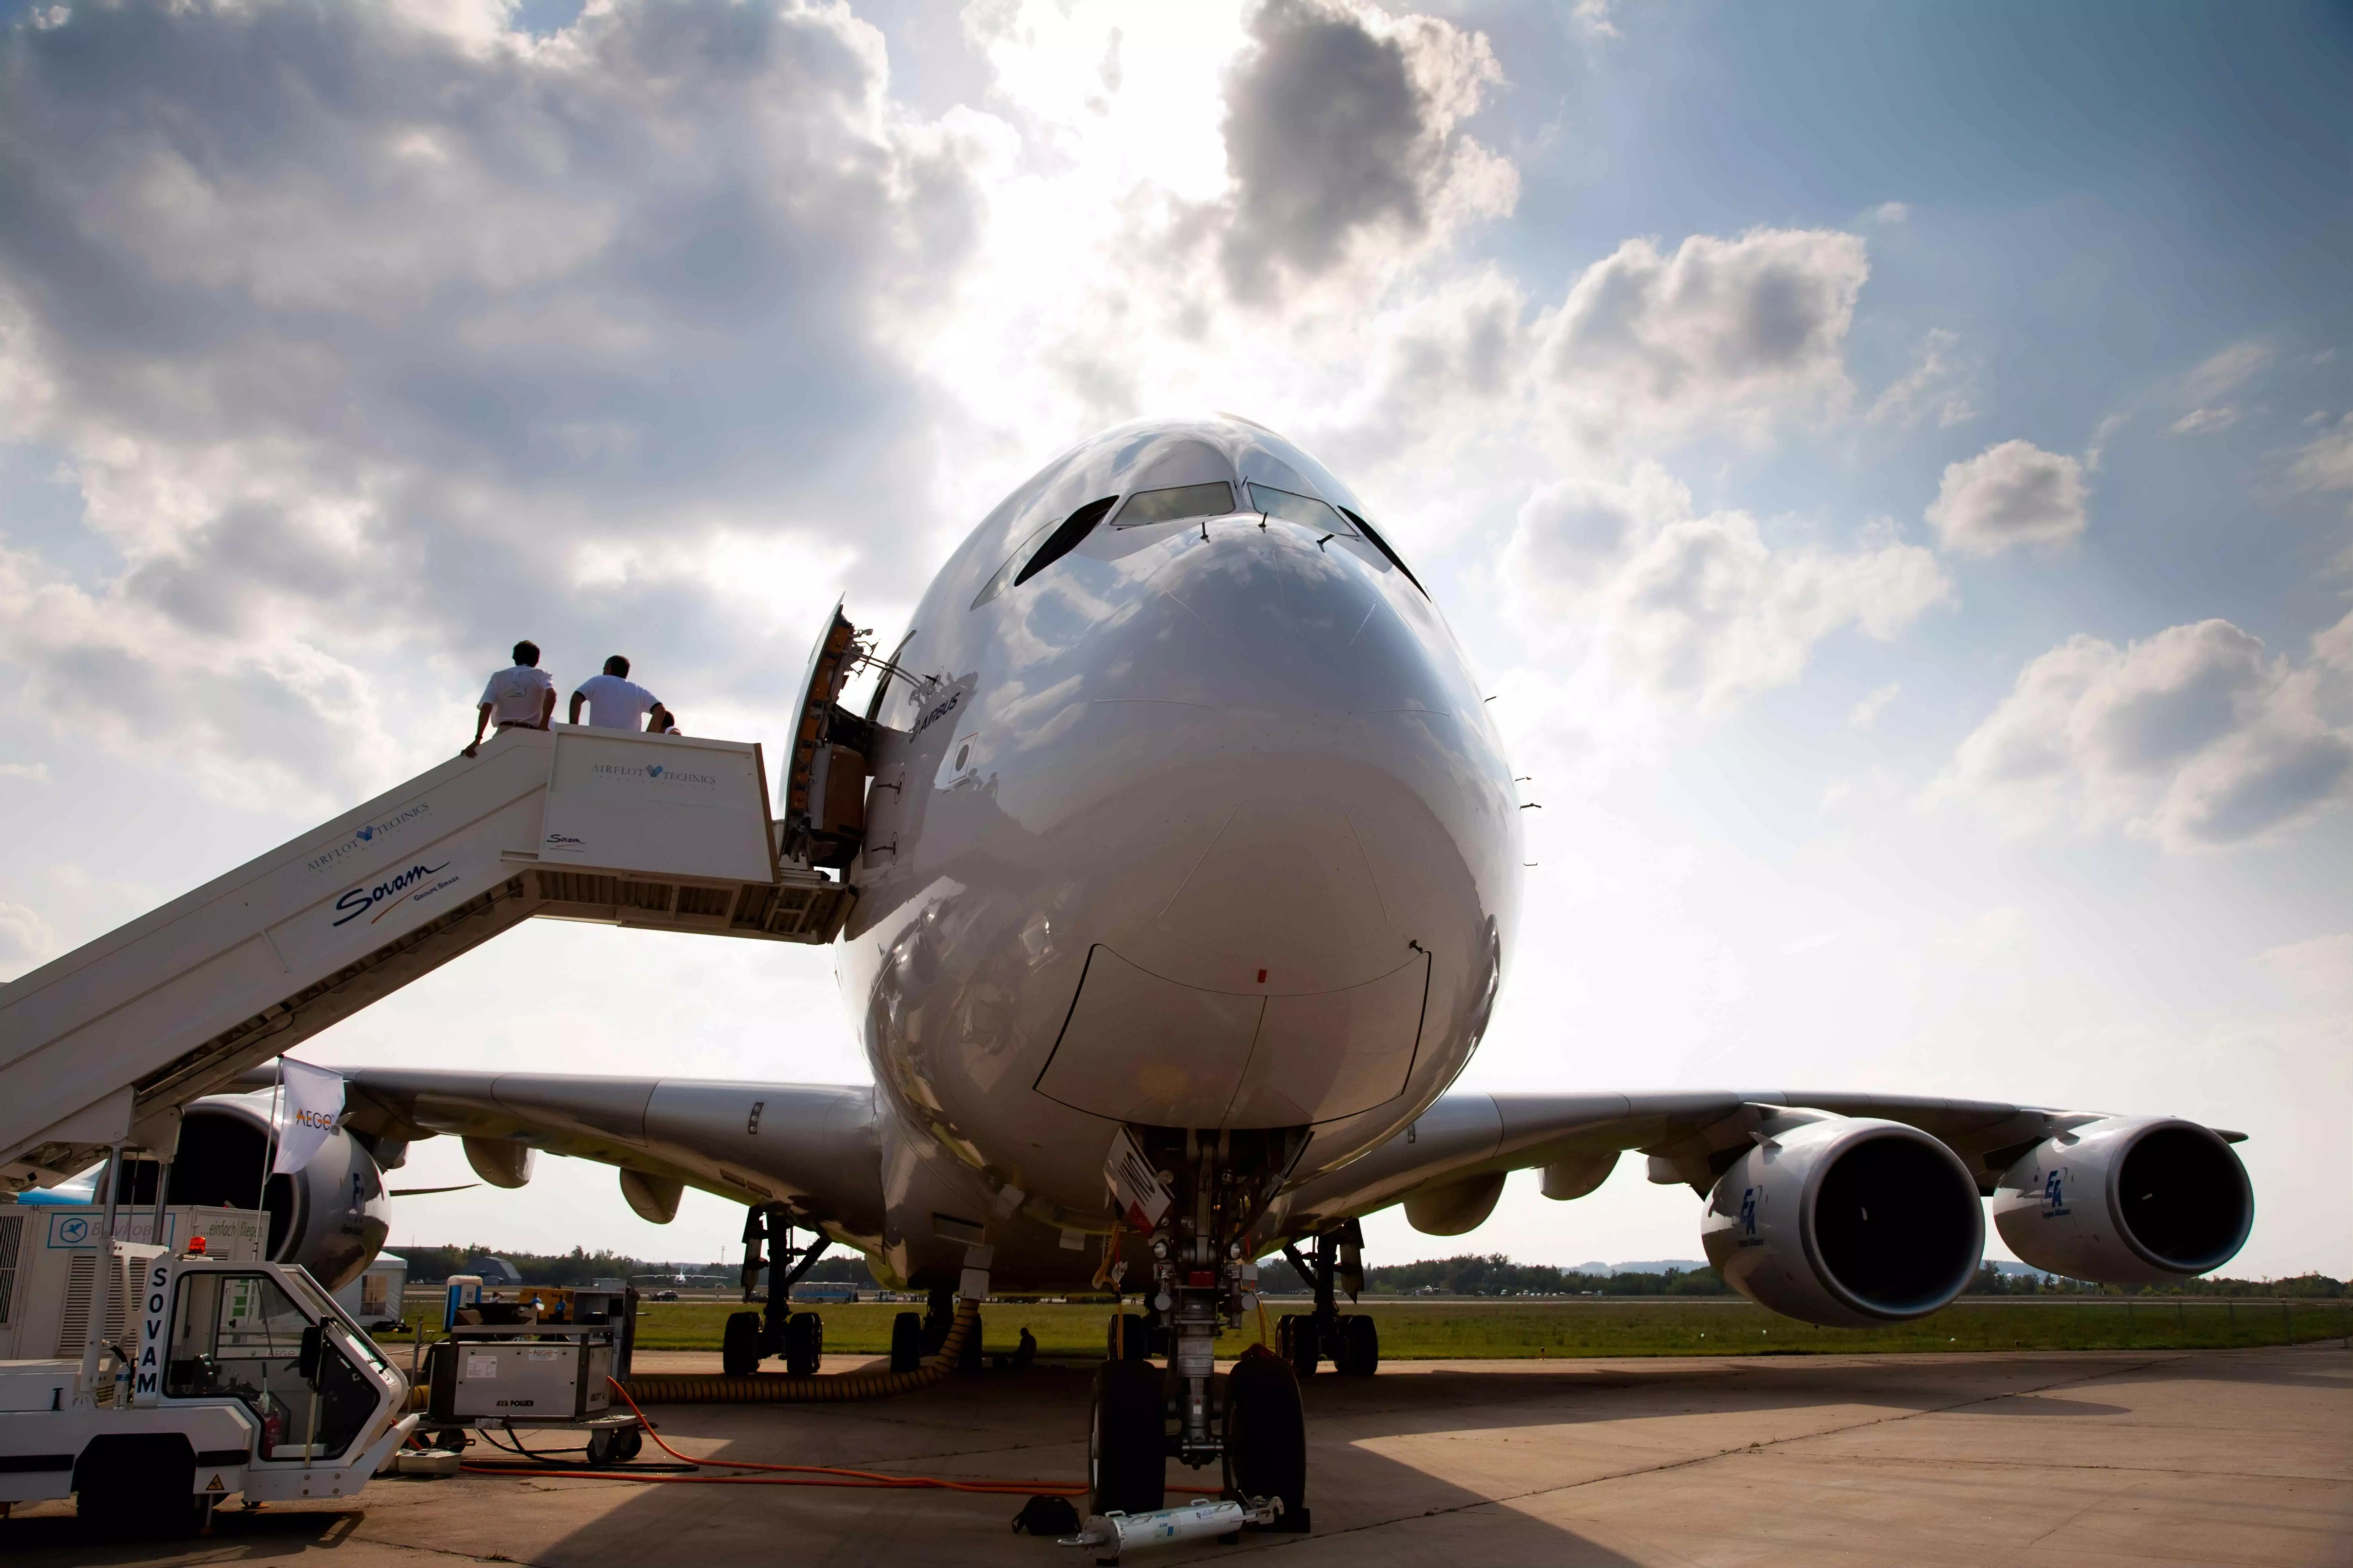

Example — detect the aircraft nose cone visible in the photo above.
[1108,521,1464,718]
[1050,519,1506,990]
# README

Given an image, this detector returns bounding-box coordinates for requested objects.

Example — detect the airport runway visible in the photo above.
[8,1345,2345,1567]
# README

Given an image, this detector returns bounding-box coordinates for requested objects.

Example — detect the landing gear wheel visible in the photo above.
[783,1310,825,1377]
[890,1310,924,1372]
[721,1309,763,1376]
[1089,1357,1166,1516]
[1224,1348,1308,1532]
[921,1287,955,1353]
[1106,1311,1151,1361]
[1283,1313,1320,1378]
[1336,1314,1379,1376]
[959,1310,986,1373]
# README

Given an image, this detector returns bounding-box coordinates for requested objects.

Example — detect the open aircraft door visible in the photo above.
[781,599,872,870]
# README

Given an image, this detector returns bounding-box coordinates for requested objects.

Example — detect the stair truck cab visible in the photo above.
[0,1214,416,1527]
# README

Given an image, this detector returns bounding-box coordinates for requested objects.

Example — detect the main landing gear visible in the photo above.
[1086,1127,1313,1533]
[1278,1222,1381,1377]
[722,1202,834,1376]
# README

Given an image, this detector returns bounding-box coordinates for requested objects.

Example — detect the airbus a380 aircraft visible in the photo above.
[130,416,2256,1523]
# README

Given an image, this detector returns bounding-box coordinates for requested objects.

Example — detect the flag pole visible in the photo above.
[258,1055,284,1252]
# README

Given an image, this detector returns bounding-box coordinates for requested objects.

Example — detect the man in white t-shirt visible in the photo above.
[569,655,676,733]
[464,641,556,757]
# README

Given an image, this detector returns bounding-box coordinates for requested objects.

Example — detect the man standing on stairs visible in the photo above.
[464,639,556,756]
[570,654,676,734]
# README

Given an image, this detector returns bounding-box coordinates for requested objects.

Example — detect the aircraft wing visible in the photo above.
[1272,1089,2248,1236]
[328,1067,887,1244]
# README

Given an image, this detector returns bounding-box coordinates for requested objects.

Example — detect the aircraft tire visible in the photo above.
[1223,1349,1308,1531]
[721,1310,763,1376]
[890,1310,924,1372]
[1106,1310,1151,1361]
[1089,1358,1166,1516]
[784,1310,824,1377]
[1337,1313,1379,1376]
[1284,1314,1320,1378]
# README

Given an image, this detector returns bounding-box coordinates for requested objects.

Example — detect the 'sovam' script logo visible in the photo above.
[332,861,455,927]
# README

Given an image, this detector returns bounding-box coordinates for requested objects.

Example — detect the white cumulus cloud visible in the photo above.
[1501,464,1952,715]
[2289,413,2353,497]
[1925,439,2087,556]
[2169,407,2239,437]
[0,898,56,982]
[1936,612,2353,851]
[1534,228,1870,448]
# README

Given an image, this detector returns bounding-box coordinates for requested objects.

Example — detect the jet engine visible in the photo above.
[1990,1116,2251,1286]
[161,1091,392,1291]
[1699,1113,1983,1329]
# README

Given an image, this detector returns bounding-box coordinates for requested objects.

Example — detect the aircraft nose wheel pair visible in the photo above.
[1088,1350,1309,1533]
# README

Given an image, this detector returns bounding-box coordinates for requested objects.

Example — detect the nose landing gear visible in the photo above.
[1089,1127,1313,1534]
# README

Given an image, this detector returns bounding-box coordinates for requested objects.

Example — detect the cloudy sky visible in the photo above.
[1,0,2346,1279]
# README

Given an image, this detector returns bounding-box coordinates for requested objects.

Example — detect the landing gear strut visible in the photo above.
[1090,1127,1312,1532]
[1279,1223,1379,1376]
[723,1202,833,1376]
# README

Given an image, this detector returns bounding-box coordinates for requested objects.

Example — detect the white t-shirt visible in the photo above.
[480,665,554,726]
[574,672,660,730]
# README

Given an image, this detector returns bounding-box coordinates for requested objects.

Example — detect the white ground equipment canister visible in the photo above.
[1061,1495,1283,1564]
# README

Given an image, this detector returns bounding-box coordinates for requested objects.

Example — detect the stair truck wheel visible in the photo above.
[1338,1313,1379,1376]
[1089,1357,1166,1516]
[890,1310,925,1372]
[74,1434,200,1539]
[721,1309,763,1376]
[783,1310,824,1376]
[1223,1348,1308,1532]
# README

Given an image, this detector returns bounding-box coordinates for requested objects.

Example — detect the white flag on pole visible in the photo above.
[271,1059,346,1175]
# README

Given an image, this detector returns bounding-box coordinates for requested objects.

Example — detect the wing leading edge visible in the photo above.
[329,1067,887,1249]
[1271,1089,2248,1237]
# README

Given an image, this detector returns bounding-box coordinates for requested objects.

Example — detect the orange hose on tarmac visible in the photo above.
[619,1297,982,1404]
[452,1310,1089,1497]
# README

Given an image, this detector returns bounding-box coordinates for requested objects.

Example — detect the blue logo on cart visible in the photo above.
[53,1214,91,1245]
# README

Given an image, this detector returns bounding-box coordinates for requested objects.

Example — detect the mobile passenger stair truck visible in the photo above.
[0,1198,415,1530]
[0,621,865,1523]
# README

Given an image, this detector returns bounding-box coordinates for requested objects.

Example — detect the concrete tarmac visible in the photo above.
[7,1345,2345,1567]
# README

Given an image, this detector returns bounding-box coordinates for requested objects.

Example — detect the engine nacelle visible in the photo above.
[165,1091,392,1291]
[1991,1117,2251,1286]
[1700,1114,1983,1329]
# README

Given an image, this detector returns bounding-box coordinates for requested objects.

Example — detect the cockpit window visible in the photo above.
[1112,481,1235,528]
[1247,483,1356,537]
[1011,495,1118,588]
[1337,506,1426,596]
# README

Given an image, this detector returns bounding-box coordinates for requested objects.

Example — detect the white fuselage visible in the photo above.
[833,418,1521,1266]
